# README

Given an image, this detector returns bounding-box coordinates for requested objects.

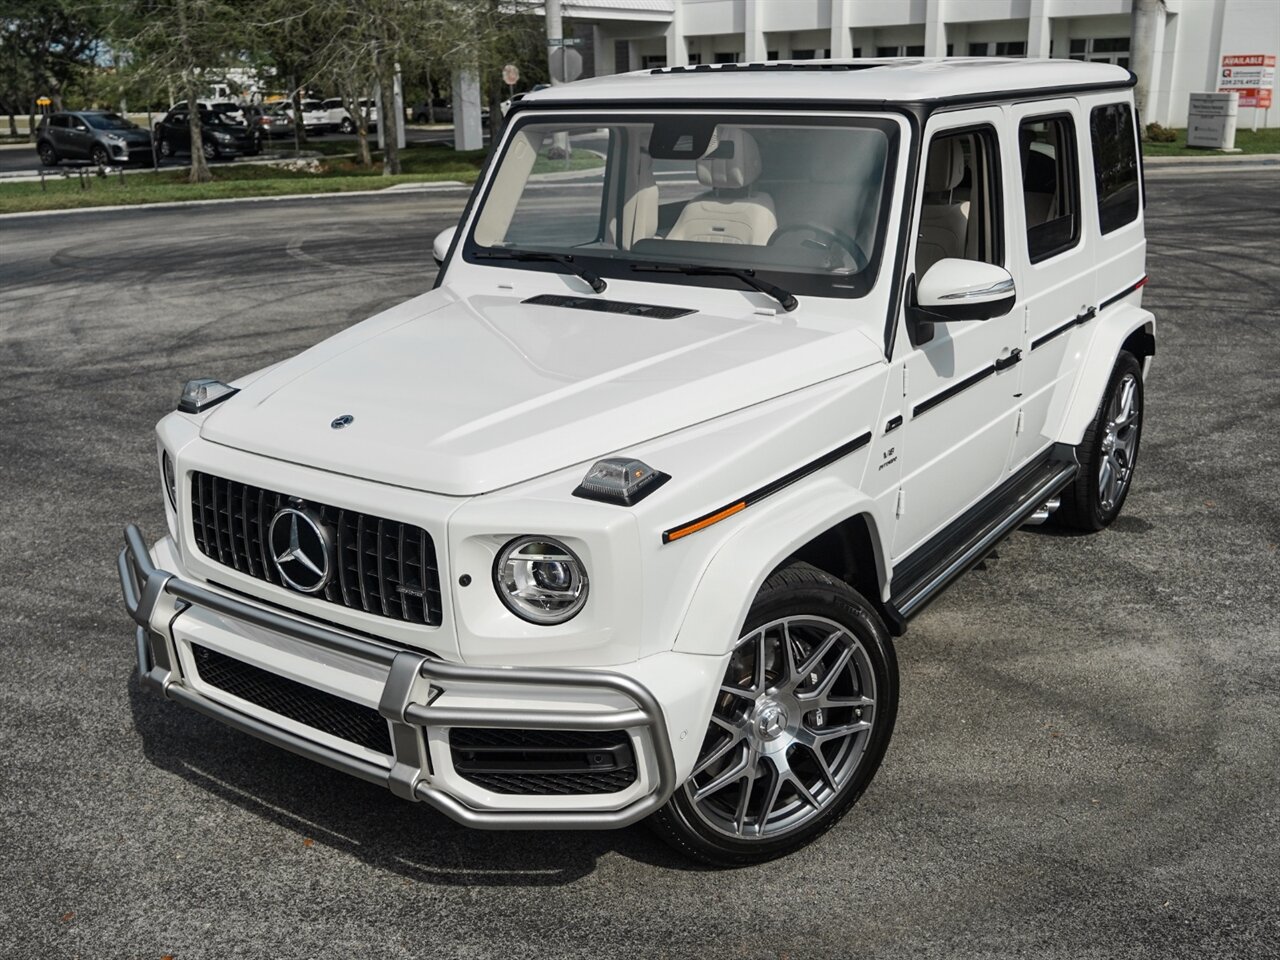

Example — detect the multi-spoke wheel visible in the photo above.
[651,563,897,866]
[1059,351,1145,531]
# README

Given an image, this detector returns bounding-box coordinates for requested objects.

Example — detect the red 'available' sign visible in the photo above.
[1219,53,1276,108]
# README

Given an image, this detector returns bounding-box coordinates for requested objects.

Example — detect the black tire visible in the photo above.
[1057,350,1145,531]
[650,562,898,867]
[158,138,173,159]
[202,140,218,161]
[340,117,355,134]
[37,141,58,166]
[91,145,111,167]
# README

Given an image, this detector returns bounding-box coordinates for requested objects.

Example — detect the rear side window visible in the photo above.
[1089,102,1140,234]
[50,115,70,128]
[1020,115,1081,262]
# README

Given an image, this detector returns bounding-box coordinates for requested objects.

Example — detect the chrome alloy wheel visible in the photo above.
[1098,372,1141,512]
[685,616,878,840]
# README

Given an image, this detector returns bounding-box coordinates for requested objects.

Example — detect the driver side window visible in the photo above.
[915,128,1003,276]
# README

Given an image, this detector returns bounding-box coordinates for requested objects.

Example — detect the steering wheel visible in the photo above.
[767,224,868,272]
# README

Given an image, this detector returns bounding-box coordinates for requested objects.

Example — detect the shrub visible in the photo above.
[1145,122,1178,143]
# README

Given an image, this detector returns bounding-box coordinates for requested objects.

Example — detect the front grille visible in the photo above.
[192,643,392,754]
[190,472,441,626]
[450,728,638,795]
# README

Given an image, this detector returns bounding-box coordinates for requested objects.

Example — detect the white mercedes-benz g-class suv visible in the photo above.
[120,58,1154,865]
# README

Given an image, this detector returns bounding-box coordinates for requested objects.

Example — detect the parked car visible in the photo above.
[241,104,292,139]
[319,97,379,134]
[165,99,246,127]
[120,59,1154,867]
[410,98,453,123]
[153,107,260,160]
[36,111,155,166]
[272,98,329,134]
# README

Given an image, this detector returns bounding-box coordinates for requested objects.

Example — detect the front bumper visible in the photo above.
[118,524,679,829]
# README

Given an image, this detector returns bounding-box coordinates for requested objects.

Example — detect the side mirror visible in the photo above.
[914,259,1016,322]
[432,225,458,267]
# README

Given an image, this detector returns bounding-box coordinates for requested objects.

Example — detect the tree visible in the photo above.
[0,0,103,135]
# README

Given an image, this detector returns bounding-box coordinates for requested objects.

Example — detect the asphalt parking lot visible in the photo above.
[1,168,1277,959]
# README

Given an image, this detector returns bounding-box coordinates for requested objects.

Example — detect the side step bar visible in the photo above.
[888,453,1078,625]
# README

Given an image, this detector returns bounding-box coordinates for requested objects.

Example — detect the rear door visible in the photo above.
[1007,99,1096,469]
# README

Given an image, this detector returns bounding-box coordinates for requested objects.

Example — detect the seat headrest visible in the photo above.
[924,138,964,192]
[697,126,763,189]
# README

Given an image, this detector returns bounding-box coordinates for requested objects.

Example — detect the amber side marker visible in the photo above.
[660,431,873,545]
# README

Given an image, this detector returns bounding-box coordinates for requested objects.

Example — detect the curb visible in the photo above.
[1143,152,1280,165]
[0,180,472,220]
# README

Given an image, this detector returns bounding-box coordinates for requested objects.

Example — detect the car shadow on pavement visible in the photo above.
[127,678,708,882]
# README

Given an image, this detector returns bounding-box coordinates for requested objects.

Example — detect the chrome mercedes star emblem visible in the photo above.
[331,414,354,430]
[268,507,332,593]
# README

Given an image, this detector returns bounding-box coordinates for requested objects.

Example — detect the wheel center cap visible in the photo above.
[752,699,789,742]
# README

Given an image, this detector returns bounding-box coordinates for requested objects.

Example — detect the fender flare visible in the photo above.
[1060,302,1155,446]
[672,475,889,657]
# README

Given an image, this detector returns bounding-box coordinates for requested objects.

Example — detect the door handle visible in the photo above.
[994,348,1023,372]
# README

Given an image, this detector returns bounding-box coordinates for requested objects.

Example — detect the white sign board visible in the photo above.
[1218,54,1275,109]
[1187,91,1239,149]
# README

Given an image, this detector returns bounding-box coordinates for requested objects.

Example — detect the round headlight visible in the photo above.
[162,450,177,510]
[493,536,589,624]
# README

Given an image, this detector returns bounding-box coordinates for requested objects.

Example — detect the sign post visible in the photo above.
[1218,54,1276,132]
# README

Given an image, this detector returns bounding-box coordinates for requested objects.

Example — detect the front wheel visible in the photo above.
[202,140,218,161]
[339,117,355,134]
[158,138,173,159]
[651,562,898,866]
[1057,351,1144,531]
[91,144,111,167]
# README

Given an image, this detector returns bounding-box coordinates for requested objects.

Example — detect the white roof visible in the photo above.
[522,58,1132,107]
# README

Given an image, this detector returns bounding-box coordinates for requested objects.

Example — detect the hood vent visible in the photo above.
[523,293,695,320]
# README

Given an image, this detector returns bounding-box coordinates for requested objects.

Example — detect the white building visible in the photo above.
[551,0,1280,127]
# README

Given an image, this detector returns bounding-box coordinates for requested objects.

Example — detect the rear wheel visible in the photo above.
[37,141,58,166]
[1058,351,1144,531]
[651,562,898,866]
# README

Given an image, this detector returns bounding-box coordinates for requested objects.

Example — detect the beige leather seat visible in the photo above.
[666,127,777,245]
[916,138,969,274]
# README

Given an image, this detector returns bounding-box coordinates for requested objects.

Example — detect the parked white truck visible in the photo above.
[120,58,1154,865]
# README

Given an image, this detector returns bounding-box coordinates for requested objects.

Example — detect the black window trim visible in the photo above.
[1019,110,1083,264]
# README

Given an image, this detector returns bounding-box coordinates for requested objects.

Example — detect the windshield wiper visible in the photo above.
[630,263,797,313]
[474,249,606,293]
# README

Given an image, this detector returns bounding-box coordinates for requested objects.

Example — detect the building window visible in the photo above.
[879,44,925,58]
[946,44,953,56]
[970,42,989,56]
[767,50,779,60]
[714,52,738,64]
[614,40,630,73]
[792,49,815,60]
[641,55,667,69]
[852,47,862,58]
[1069,37,1130,69]
[823,48,831,58]
[1020,114,1081,262]
[1089,102,1141,234]
[687,51,701,65]
[996,41,1026,56]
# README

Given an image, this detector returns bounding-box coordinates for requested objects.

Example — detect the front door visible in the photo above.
[64,116,94,159]
[891,109,1024,559]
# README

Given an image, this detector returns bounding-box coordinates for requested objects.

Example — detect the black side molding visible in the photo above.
[912,364,995,419]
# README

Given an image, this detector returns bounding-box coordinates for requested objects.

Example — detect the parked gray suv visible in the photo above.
[37,111,155,166]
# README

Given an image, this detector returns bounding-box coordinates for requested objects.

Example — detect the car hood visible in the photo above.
[200,290,885,496]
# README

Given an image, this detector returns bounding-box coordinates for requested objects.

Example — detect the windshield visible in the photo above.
[465,114,898,299]
[203,111,243,127]
[85,113,137,131]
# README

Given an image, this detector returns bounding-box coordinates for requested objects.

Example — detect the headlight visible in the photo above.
[493,536,589,624]
[212,130,233,141]
[161,451,177,509]
[106,133,126,145]
[178,378,238,413]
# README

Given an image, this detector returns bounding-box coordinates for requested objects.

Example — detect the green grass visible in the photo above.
[0,142,488,214]
[1142,126,1280,156]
